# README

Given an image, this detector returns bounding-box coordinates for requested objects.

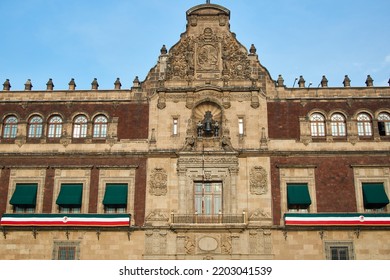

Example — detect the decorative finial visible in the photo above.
[114,78,122,90]
[276,75,284,87]
[206,0,211,4]
[298,75,306,88]
[365,75,373,87]
[249,44,257,55]
[68,78,76,90]
[343,75,351,87]
[24,79,33,91]
[320,75,328,87]
[133,76,140,88]
[46,78,54,91]
[91,78,99,90]
[3,79,11,91]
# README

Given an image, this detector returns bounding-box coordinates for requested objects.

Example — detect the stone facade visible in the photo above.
[0,3,389,260]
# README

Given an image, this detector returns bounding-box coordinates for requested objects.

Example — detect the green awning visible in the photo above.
[362,183,389,209]
[287,183,312,207]
[56,184,83,207]
[103,184,128,207]
[10,183,38,207]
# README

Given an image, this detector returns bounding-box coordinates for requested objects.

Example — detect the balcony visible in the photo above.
[170,212,247,231]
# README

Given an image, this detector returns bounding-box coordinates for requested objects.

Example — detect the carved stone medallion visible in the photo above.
[249,166,268,195]
[149,168,168,196]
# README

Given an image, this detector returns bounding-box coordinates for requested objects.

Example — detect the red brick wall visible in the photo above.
[0,102,149,140]
[0,157,147,226]
[0,168,10,216]
[42,168,55,213]
[267,99,390,140]
[88,166,99,213]
[271,155,390,225]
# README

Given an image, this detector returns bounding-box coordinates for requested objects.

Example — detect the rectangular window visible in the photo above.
[53,241,80,260]
[362,182,389,212]
[10,183,38,213]
[287,183,312,212]
[56,183,83,213]
[58,247,76,260]
[238,118,244,136]
[194,182,222,215]
[173,118,179,136]
[325,241,354,260]
[103,183,128,213]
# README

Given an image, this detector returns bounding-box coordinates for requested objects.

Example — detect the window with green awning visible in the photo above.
[10,183,38,207]
[103,184,128,207]
[56,184,83,207]
[362,183,389,209]
[287,183,312,209]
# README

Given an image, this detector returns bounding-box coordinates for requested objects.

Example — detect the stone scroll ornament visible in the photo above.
[149,168,168,196]
[249,166,268,195]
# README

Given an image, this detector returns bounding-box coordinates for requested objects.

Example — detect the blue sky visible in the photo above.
[1,0,389,90]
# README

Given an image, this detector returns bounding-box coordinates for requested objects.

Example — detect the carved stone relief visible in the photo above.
[249,209,271,221]
[165,27,252,81]
[249,166,268,195]
[145,230,167,255]
[149,168,168,196]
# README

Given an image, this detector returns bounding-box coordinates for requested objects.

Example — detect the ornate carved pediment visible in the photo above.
[165,28,251,81]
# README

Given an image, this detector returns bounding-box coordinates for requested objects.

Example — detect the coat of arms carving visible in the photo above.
[249,166,268,195]
[149,168,168,196]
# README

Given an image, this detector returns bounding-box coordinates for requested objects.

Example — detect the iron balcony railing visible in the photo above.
[171,213,246,224]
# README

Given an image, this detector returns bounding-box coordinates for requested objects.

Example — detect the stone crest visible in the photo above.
[249,166,268,195]
[149,168,168,196]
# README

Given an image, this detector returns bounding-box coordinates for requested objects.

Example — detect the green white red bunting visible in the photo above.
[284,213,390,226]
[0,214,130,227]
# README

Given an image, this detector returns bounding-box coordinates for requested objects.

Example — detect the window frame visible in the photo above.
[238,117,245,137]
[194,181,223,215]
[325,241,354,260]
[2,115,18,139]
[172,117,179,136]
[52,241,80,260]
[357,113,373,137]
[47,115,63,138]
[353,166,390,213]
[28,115,43,138]
[73,115,88,138]
[310,113,326,137]
[93,115,108,138]
[330,113,347,137]
[378,112,390,136]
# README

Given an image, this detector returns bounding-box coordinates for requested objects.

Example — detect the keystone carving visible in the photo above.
[149,168,168,196]
[249,166,268,195]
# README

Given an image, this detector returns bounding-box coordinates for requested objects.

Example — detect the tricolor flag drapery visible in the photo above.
[0,214,131,227]
[285,213,390,226]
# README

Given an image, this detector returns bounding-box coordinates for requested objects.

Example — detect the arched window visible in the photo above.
[378,113,390,136]
[3,116,18,138]
[93,115,108,138]
[73,115,88,138]
[28,116,43,138]
[331,113,346,137]
[48,116,63,138]
[357,113,372,136]
[310,113,325,137]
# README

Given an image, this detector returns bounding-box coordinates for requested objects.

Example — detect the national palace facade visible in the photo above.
[0,3,389,260]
